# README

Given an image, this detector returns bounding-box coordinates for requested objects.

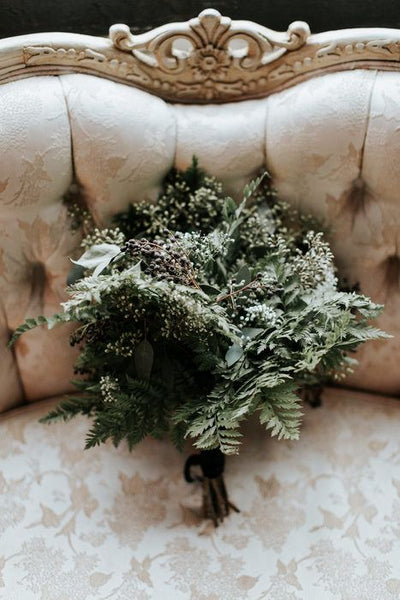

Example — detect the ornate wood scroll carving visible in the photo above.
[108,9,310,101]
[1,9,400,102]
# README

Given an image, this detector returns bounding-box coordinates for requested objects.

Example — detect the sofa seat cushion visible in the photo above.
[1,387,399,599]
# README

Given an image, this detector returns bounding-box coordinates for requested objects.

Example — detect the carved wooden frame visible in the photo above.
[1,8,400,103]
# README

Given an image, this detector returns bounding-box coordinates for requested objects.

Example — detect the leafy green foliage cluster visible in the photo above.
[10,160,388,454]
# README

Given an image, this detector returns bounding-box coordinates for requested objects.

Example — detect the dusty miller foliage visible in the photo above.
[10,160,387,454]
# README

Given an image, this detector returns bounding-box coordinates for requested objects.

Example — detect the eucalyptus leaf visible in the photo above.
[241,327,264,340]
[200,283,221,296]
[125,261,142,276]
[71,243,121,276]
[225,343,244,367]
[67,263,86,286]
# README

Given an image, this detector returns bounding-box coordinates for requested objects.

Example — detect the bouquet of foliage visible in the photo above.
[10,160,387,525]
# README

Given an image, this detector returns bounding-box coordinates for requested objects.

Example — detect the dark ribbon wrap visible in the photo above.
[184,448,225,482]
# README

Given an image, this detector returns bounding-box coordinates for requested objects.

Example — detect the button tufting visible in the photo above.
[28,263,46,309]
[349,176,367,206]
[352,176,365,191]
[346,176,368,229]
[383,254,400,292]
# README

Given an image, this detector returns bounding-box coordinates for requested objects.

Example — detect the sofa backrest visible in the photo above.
[1,9,400,411]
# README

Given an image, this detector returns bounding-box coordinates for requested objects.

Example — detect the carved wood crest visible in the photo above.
[109,9,310,101]
[1,9,400,102]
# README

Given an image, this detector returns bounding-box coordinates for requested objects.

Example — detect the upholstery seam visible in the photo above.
[57,75,77,184]
[1,296,26,403]
[358,70,378,179]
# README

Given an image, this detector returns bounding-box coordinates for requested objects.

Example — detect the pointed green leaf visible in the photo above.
[71,243,121,276]
[225,343,244,367]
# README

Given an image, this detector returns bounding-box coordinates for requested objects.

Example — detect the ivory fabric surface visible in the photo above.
[1,387,400,599]
[0,69,400,410]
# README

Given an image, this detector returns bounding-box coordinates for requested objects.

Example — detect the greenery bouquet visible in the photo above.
[11,160,387,525]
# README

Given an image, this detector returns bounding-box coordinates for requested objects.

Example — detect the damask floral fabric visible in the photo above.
[1,69,400,411]
[1,387,400,599]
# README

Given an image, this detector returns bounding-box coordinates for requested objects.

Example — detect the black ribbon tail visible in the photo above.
[184,448,225,482]
[184,453,202,482]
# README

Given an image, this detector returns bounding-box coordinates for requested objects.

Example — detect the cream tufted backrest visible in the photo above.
[1,10,400,411]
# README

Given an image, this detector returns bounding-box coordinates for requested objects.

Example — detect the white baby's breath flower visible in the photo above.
[100,376,120,402]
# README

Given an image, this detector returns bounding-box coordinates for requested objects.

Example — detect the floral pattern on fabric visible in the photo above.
[1,387,400,599]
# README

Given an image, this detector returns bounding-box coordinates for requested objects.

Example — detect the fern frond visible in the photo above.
[39,395,98,424]
[9,313,72,347]
[259,384,303,440]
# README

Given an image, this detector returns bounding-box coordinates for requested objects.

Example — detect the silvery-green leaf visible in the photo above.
[225,343,244,367]
[92,259,115,277]
[234,199,246,219]
[125,261,142,276]
[200,283,221,296]
[71,244,121,276]
[67,263,86,286]
[242,172,267,202]
[222,197,236,220]
[241,327,264,340]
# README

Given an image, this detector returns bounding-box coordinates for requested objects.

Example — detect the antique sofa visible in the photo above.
[1,10,400,598]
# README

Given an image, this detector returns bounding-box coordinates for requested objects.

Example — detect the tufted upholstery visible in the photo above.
[0,68,399,412]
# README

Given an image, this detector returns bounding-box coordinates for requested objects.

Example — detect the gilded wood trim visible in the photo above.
[1,9,400,102]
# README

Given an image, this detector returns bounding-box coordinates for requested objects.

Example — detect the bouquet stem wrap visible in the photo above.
[184,448,239,525]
